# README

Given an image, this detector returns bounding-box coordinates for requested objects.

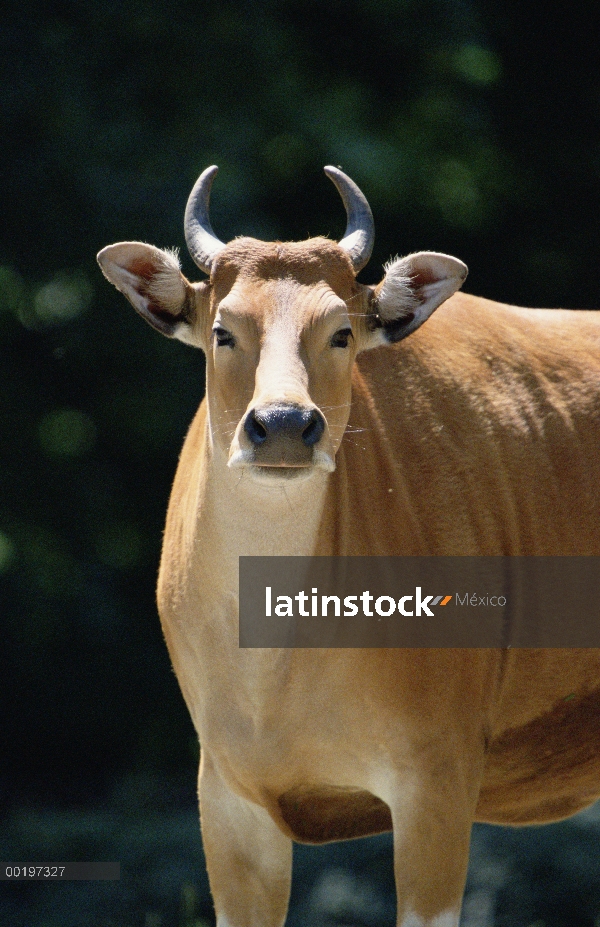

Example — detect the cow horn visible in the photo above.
[184,165,226,275]
[324,166,375,274]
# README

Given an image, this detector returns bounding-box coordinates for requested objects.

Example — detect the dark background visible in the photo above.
[1,1,600,925]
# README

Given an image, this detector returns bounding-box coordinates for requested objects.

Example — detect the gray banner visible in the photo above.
[239,557,600,648]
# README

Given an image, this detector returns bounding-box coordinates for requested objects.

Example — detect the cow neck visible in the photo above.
[201,436,331,568]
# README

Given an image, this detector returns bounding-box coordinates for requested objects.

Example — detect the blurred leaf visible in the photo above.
[33,270,93,327]
[452,44,502,85]
[0,530,16,573]
[38,408,97,458]
[95,521,145,571]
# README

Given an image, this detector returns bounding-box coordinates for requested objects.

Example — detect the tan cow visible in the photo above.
[98,166,600,927]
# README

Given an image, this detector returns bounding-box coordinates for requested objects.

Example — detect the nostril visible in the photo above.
[245,405,325,448]
[244,410,268,446]
[302,410,325,447]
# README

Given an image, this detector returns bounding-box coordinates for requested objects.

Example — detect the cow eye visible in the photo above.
[213,326,235,348]
[330,327,353,348]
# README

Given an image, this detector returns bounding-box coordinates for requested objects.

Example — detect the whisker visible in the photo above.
[341,437,368,451]
[319,403,352,412]
[328,423,369,435]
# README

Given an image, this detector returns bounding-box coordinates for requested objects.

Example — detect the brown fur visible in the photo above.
[278,786,393,843]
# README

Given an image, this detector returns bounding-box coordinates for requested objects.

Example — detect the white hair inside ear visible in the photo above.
[145,248,188,315]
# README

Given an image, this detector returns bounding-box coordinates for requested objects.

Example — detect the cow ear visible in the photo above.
[370,251,468,344]
[97,242,199,345]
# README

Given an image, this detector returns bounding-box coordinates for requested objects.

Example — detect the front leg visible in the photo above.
[199,751,292,927]
[389,771,479,927]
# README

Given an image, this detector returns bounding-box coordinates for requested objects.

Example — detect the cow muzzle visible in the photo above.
[228,403,335,479]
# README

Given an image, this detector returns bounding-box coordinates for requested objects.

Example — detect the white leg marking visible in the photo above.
[400,909,461,927]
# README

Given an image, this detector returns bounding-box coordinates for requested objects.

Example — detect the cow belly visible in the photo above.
[477,684,600,824]
[277,785,392,844]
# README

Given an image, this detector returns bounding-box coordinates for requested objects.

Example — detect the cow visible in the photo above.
[98,165,600,927]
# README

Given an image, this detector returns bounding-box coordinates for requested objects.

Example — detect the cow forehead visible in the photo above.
[216,275,354,337]
[210,236,359,299]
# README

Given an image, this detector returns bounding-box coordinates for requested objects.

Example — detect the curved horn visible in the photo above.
[324,166,375,274]
[184,165,226,275]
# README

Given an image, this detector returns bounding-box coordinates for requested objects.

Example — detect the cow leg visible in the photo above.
[389,776,477,927]
[198,752,292,927]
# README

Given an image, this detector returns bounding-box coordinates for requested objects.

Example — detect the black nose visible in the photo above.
[244,405,325,448]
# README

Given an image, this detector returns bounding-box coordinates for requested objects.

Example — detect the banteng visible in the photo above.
[98,166,600,927]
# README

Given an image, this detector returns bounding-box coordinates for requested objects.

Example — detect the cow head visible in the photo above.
[98,167,467,483]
